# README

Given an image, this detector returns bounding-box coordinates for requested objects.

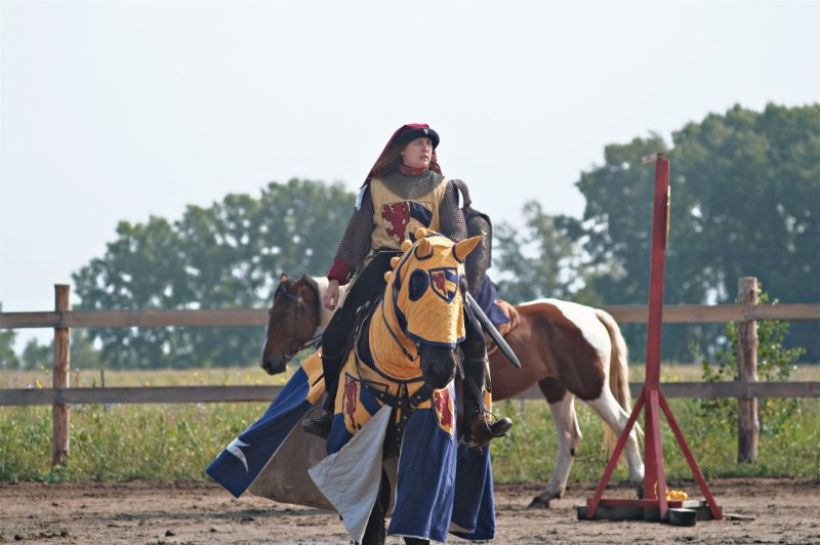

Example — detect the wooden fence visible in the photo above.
[1,277,818,466]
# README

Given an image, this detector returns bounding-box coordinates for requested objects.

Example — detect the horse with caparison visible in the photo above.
[264,266,645,510]
[312,230,492,544]
[211,230,491,545]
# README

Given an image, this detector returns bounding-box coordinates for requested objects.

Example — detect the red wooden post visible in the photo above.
[53,284,71,465]
[642,155,671,516]
[586,154,721,522]
[587,153,671,519]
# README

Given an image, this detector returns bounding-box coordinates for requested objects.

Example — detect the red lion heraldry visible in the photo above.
[344,377,359,429]
[382,202,410,244]
[433,388,454,433]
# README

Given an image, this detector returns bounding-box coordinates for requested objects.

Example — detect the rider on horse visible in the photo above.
[303,123,512,447]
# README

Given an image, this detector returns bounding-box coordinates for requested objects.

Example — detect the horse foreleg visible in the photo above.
[587,389,645,489]
[361,508,385,545]
[529,393,581,509]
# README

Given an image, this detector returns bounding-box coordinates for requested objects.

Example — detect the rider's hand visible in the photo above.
[323,280,340,311]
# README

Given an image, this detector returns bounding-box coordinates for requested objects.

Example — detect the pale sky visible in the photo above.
[2,0,819,350]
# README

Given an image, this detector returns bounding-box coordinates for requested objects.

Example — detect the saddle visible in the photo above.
[484,299,520,356]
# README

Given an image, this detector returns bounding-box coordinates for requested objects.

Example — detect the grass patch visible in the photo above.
[1,366,817,483]
[489,397,820,485]
[0,402,269,482]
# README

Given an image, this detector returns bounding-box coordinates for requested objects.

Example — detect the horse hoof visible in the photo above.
[636,485,645,499]
[527,496,551,509]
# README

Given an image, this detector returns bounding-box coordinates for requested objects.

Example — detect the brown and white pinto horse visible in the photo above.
[262,275,644,507]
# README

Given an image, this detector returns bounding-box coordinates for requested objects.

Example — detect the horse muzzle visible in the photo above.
[419,344,457,389]
[260,354,288,375]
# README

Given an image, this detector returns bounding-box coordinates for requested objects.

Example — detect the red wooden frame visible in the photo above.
[585,154,721,521]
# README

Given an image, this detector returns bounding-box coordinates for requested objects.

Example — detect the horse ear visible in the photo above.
[415,238,433,259]
[279,272,289,284]
[452,235,482,263]
[290,275,307,292]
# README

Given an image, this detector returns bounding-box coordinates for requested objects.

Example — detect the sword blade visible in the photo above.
[465,292,521,369]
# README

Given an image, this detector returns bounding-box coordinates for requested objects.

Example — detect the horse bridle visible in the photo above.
[383,250,419,362]
[386,242,463,359]
[272,280,322,365]
[387,242,469,381]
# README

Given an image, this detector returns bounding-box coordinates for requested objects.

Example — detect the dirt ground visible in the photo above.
[1,479,818,545]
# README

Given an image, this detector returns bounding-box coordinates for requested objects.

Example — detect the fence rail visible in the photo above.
[1,381,818,407]
[0,279,818,466]
[2,303,818,329]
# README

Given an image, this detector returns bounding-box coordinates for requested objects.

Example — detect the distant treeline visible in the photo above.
[2,103,817,369]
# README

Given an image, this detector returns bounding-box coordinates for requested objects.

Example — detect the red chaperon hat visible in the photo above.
[361,123,440,187]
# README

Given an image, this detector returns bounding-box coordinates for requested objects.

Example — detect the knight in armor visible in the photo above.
[303,123,512,446]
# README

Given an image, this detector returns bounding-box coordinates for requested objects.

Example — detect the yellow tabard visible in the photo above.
[299,349,326,405]
[369,177,448,251]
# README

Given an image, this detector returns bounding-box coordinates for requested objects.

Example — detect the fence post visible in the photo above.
[737,276,759,463]
[53,284,71,465]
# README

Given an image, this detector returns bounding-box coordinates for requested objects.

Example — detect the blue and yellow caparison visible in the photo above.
[329,228,480,441]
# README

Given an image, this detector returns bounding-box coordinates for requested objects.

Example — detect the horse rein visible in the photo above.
[349,298,431,455]
[389,244,471,381]
[384,251,419,362]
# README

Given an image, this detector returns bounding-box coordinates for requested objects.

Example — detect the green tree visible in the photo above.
[17,333,106,371]
[0,303,20,370]
[21,338,51,370]
[573,104,819,359]
[494,202,596,304]
[72,215,187,368]
[70,330,104,370]
[0,332,18,369]
[72,179,353,369]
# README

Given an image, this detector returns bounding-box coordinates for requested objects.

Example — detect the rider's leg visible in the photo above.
[303,253,396,438]
[461,305,512,446]
[305,309,351,436]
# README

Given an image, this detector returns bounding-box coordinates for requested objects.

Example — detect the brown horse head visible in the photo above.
[261,273,321,375]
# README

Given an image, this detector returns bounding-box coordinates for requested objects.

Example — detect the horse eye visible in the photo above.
[408,270,429,301]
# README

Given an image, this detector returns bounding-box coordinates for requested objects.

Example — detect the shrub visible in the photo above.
[700,289,805,435]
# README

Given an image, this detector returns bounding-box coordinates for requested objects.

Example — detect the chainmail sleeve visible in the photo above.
[332,188,375,274]
[438,182,467,242]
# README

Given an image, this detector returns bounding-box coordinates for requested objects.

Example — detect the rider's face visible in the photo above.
[400,137,433,170]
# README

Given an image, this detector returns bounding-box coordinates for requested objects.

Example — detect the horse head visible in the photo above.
[381,228,482,389]
[261,273,321,375]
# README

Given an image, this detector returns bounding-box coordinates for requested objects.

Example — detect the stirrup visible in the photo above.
[466,412,512,449]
